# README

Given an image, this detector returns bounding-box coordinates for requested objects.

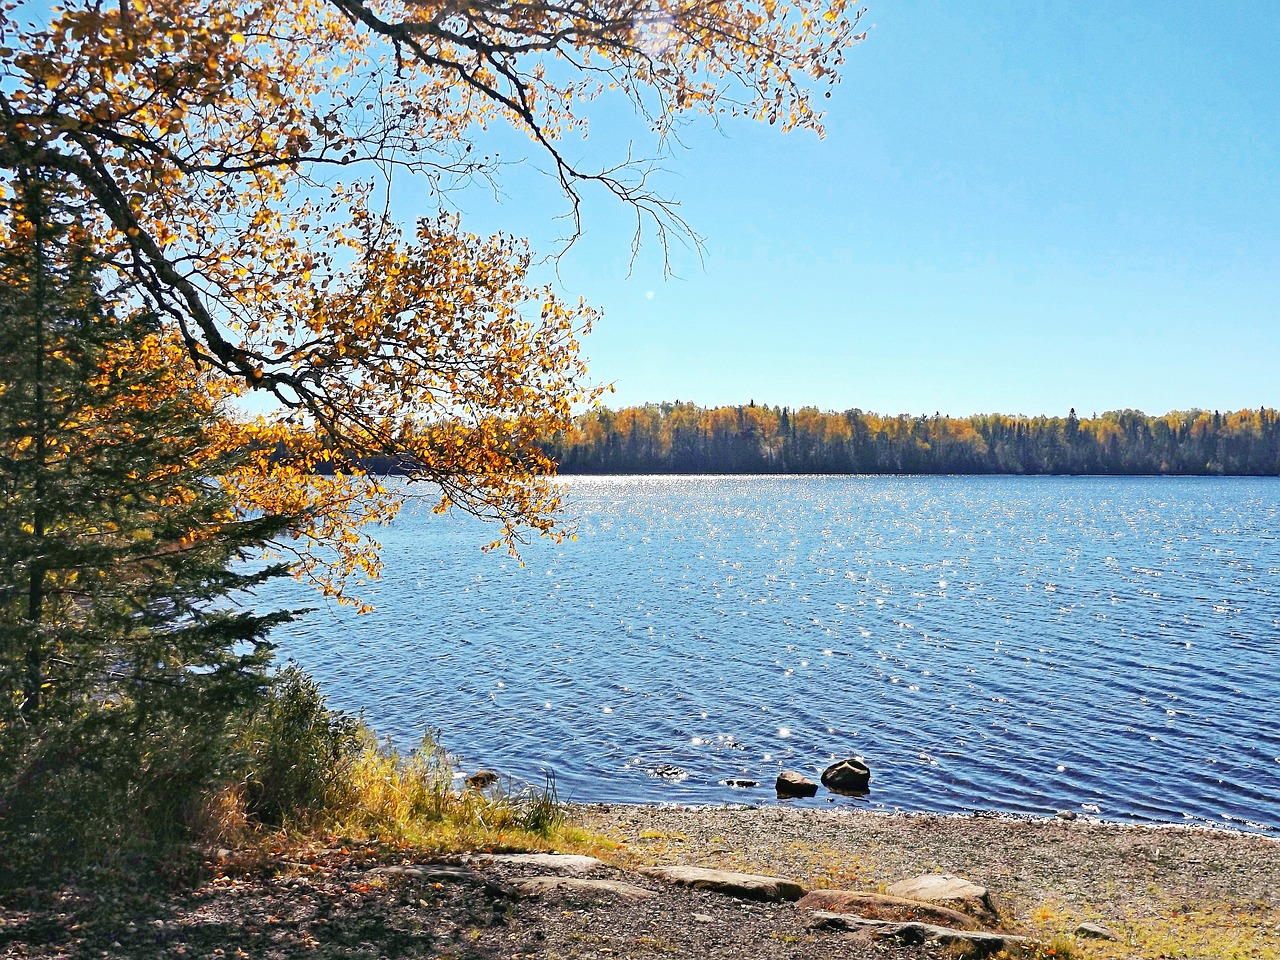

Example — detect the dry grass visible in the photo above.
[215,733,588,857]
[320,736,564,843]
[999,891,1280,960]
[200,667,594,858]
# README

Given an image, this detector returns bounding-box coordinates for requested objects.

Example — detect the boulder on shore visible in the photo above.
[820,758,871,795]
[776,771,819,799]
[885,873,1000,924]
[796,890,981,930]
[474,853,604,876]
[805,912,1030,952]
[640,865,806,902]
[513,877,656,902]
[1075,921,1120,941]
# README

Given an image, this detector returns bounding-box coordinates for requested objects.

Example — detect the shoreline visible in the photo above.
[570,799,1279,837]
[4,804,1277,959]
[572,802,1280,880]
[573,802,1280,956]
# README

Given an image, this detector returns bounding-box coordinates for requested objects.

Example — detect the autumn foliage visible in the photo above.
[0,0,864,601]
[0,0,867,873]
[550,402,1280,476]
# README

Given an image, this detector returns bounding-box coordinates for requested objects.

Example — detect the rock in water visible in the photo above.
[649,763,688,781]
[820,758,871,795]
[465,769,499,789]
[776,771,819,798]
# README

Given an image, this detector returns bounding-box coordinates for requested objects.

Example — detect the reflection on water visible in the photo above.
[259,475,1280,831]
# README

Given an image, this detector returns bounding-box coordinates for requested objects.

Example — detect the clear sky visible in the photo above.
[444,0,1280,419]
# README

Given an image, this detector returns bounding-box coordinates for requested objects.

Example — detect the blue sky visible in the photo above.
[448,0,1279,418]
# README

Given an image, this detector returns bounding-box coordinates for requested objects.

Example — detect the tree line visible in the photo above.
[546,402,1280,476]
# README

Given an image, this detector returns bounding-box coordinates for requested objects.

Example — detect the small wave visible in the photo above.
[263,475,1280,829]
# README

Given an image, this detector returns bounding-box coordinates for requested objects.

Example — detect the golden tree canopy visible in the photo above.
[0,0,864,600]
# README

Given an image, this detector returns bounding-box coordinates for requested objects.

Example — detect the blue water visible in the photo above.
[258,475,1280,831]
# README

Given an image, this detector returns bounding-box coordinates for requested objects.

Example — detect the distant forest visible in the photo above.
[543,403,1280,476]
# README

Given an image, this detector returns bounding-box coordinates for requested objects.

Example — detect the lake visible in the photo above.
[260,475,1280,831]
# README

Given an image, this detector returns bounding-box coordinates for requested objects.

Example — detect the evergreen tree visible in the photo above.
[0,173,298,877]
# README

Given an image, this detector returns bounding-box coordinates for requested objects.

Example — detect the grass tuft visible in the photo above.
[319,732,568,846]
[210,665,579,855]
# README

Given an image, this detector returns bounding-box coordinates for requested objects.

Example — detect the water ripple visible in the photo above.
[260,475,1280,832]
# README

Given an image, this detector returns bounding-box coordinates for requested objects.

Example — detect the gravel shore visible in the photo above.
[2,807,1276,959]
[578,804,1280,956]
[578,803,1280,910]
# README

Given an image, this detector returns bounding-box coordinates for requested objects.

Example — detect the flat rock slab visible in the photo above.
[512,877,657,902]
[640,865,806,902]
[886,873,1000,923]
[365,863,517,900]
[1075,921,1120,941]
[473,853,605,876]
[807,912,1031,951]
[366,864,480,883]
[797,890,980,930]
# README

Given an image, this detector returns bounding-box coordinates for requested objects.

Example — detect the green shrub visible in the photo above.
[235,664,365,828]
[0,693,254,886]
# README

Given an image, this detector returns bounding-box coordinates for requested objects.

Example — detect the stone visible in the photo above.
[721,778,759,789]
[465,769,499,789]
[806,912,1030,951]
[649,763,688,781]
[367,864,479,883]
[474,853,604,876]
[1075,921,1120,941]
[512,877,656,902]
[796,890,980,930]
[885,874,1000,924]
[1056,810,1077,821]
[692,914,715,923]
[775,770,819,798]
[365,863,519,900]
[820,758,871,795]
[640,865,806,902]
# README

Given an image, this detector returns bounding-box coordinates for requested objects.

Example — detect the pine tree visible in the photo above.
[0,172,299,876]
